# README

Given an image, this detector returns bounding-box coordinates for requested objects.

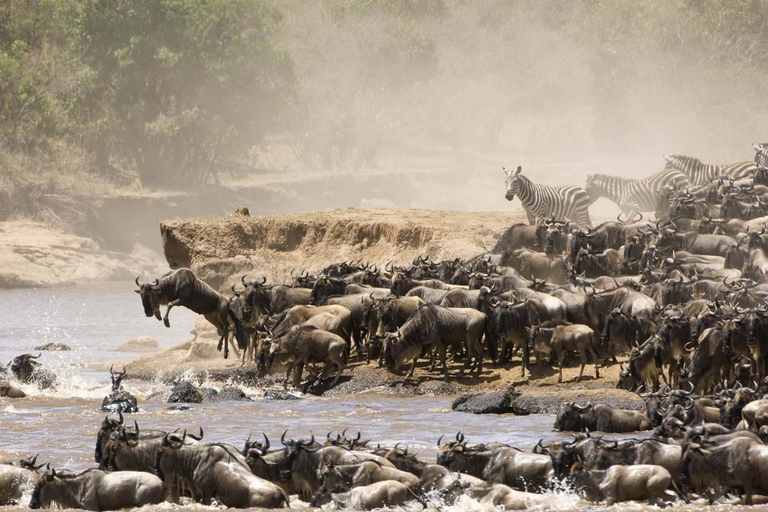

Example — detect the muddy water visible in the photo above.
[0,284,754,510]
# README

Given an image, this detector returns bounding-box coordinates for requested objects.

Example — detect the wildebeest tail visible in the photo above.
[670,478,690,504]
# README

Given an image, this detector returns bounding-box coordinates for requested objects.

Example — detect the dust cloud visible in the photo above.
[268,0,768,217]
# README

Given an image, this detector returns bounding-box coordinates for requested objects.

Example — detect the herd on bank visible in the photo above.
[6,148,768,508]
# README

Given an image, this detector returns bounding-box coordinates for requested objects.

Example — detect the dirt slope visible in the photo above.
[160,208,526,290]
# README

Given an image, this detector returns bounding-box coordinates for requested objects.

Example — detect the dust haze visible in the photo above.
[266,0,768,218]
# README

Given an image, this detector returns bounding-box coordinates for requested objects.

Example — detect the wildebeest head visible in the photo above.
[94,412,124,463]
[134,277,163,320]
[310,275,345,305]
[435,432,467,466]
[553,402,593,431]
[10,353,42,383]
[266,328,300,369]
[569,462,604,502]
[242,432,271,457]
[382,332,407,371]
[544,218,569,255]
[279,430,319,482]
[616,361,640,391]
[109,365,126,393]
[240,275,268,320]
[503,166,523,201]
[29,467,61,510]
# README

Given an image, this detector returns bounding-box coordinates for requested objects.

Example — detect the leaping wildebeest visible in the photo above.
[135,268,248,359]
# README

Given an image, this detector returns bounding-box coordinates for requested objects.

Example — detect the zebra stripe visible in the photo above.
[584,169,689,215]
[664,155,756,187]
[504,166,592,227]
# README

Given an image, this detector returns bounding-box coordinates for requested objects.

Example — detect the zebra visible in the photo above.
[584,169,689,218]
[503,166,592,227]
[663,154,757,187]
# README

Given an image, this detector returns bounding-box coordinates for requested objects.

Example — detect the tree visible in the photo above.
[73,0,293,186]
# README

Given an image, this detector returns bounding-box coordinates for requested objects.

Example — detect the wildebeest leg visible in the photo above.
[217,324,230,359]
[163,299,182,328]
[577,347,587,382]
[407,355,419,380]
[440,345,450,380]
[521,337,529,377]
[283,362,294,389]
[589,344,600,379]
[294,360,304,389]
[328,348,347,387]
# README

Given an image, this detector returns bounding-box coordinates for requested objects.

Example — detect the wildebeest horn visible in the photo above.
[617,212,626,223]
[242,274,249,285]
[189,427,204,441]
[132,420,139,437]
[262,433,270,451]
[245,433,252,450]
[572,402,593,412]
[456,431,464,443]
[135,276,141,287]
[437,434,444,446]
[258,275,267,285]
[152,278,159,286]
[118,411,124,425]
[281,429,288,446]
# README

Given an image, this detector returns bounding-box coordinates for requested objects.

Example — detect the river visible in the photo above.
[0,283,752,510]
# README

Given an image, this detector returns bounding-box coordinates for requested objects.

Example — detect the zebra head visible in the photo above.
[503,165,523,201]
[753,143,768,168]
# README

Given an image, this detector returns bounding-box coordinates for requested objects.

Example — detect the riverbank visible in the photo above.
[93,206,639,410]
[0,220,166,288]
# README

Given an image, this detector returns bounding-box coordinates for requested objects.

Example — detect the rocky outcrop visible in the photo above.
[117,337,161,353]
[34,343,72,351]
[160,209,522,291]
[0,220,166,289]
[167,381,204,404]
[101,390,139,413]
[452,386,521,414]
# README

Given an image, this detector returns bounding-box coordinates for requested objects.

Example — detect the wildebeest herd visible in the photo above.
[6,149,768,509]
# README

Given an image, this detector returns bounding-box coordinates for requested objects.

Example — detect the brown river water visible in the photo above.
[0,284,756,510]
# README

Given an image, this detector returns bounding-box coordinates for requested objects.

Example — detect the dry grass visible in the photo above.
[0,141,115,231]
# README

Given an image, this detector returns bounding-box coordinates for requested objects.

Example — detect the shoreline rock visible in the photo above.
[117,337,160,353]
[34,343,72,351]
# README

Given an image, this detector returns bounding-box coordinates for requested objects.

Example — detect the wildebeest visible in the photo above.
[0,380,25,398]
[528,323,599,382]
[238,275,311,320]
[29,468,163,510]
[571,463,686,505]
[384,304,486,380]
[683,437,768,504]
[0,457,46,505]
[270,304,354,339]
[437,434,553,491]
[135,268,247,359]
[267,325,347,389]
[311,480,413,509]
[553,402,651,433]
[318,459,420,490]
[278,432,394,501]
[10,353,56,389]
[156,432,289,507]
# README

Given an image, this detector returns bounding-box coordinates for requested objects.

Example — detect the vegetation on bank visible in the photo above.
[1,0,768,222]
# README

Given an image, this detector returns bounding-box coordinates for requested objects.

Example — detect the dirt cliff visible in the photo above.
[160,208,526,290]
